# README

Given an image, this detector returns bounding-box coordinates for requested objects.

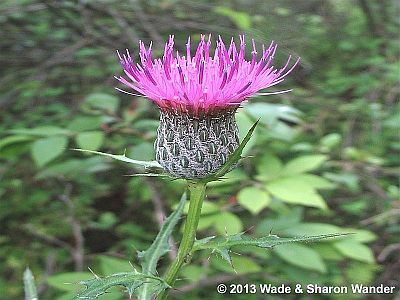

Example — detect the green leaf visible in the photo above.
[211,255,261,274]
[182,200,219,215]
[283,224,375,243]
[246,103,303,126]
[194,233,346,252]
[290,174,336,189]
[324,172,360,192]
[84,93,120,113]
[266,177,327,209]
[35,157,111,180]
[196,215,221,231]
[24,268,38,300]
[98,256,133,275]
[75,270,169,299]
[207,169,247,187]
[180,265,204,282]
[214,212,243,235]
[206,120,258,181]
[0,135,34,150]
[345,262,379,284]
[31,136,68,167]
[230,256,262,273]
[67,116,104,132]
[193,232,347,267]
[72,149,162,169]
[274,7,291,16]
[8,126,71,136]
[137,193,187,300]
[256,153,283,180]
[313,244,344,261]
[97,212,117,230]
[345,229,377,243]
[283,223,341,237]
[76,131,105,151]
[235,111,258,155]
[333,240,375,263]
[269,122,300,142]
[245,103,303,141]
[319,133,342,149]
[214,6,252,30]
[48,272,93,291]
[129,143,155,161]
[282,155,328,175]
[237,187,271,215]
[255,208,303,235]
[274,244,327,273]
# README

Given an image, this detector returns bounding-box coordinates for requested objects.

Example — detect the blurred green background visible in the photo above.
[1,0,399,299]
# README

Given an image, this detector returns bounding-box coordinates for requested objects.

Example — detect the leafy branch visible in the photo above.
[76,270,169,300]
[72,121,349,300]
[137,193,187,300]
[193,232,351,266]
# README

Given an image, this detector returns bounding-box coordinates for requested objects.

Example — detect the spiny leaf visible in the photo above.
[193,232,350,267]
[72,149,162,169]
[32,136,68,167]
[137,192,187,300]
[24,268,38,300]
[205,120,259,182]
[75,270,169,299]
[125,173,169,177]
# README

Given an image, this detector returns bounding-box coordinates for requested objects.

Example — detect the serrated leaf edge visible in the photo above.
[75,270,169,300]
[193,232,351,269]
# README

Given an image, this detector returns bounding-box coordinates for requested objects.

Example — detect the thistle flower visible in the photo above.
[116,34,298,179]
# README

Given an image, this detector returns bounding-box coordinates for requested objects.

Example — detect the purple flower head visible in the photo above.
[116,34,299,117]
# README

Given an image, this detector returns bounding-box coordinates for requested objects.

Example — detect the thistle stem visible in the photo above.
[158,181,206,300]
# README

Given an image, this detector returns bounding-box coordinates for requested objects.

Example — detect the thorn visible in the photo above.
[88,267,99,279]
[128,261,135,270]
[244,226,255,234]
[150,269,160,277]
[131,243,139,253]
[230,258,237,274]
[208,249,215,261]
[207,252,213,259]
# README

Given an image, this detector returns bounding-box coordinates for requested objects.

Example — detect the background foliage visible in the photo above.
[1,0,399,299]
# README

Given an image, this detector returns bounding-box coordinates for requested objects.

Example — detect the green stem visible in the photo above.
[157,181,206,300]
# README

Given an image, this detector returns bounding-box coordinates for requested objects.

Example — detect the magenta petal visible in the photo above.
[115,35,299,117]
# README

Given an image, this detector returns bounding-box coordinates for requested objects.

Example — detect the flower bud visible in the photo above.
[155,111,239,178]
[116,35,298,179]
